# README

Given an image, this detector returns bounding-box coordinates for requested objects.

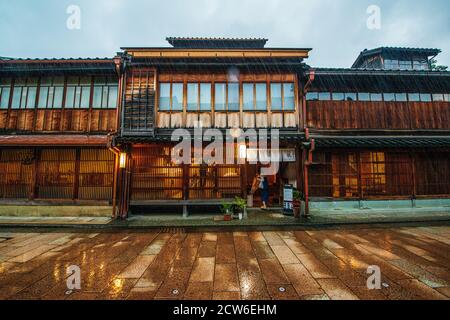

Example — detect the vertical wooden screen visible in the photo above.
[36,149,76,199]
[123,68,156,133]
[131,146,184,201]
[78,148,114,200]
[187,165,241,200]
[0,149,34,199]
[309,150,450,199]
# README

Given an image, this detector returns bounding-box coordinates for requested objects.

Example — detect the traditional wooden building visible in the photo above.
[0,40,449,219]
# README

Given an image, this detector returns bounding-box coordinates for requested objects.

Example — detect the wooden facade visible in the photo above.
[1,40,449,219]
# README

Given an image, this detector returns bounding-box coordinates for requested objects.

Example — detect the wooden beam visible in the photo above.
[0,135,108,146]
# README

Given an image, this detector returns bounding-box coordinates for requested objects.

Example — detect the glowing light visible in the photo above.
[119,152,127,168]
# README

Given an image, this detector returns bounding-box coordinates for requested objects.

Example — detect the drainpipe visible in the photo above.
[303,128,315,217]
[107,137,121,220]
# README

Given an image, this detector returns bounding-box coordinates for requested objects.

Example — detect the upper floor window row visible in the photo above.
[0,76,118,110]
[306,92,450,103]
[384,59,429,71]
[159,82,296,112]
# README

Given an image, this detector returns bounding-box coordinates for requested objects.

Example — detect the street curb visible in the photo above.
[1,217,449,231]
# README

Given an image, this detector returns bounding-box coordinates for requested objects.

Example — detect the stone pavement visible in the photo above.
[0,225,449,300]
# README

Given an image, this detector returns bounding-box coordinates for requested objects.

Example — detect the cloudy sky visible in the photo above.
[0,0,449,68]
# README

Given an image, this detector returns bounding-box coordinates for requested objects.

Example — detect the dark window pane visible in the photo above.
[255,83,267,111]
[199,83,211,111]
[283,83,295,111]
[358,93,370,101]
[332,93,345,101]
[214,83,226,111]
[243,83,254,111]
[228,83,239,111]
[159,83,171,111]
[306,92,318,101]
[395,93,407,102]
[172,83,183,111]
[187,83,198,111]
[270,83,282,111]
[408,93,420,102]
[318,92,330,101]
[383,93,395,102]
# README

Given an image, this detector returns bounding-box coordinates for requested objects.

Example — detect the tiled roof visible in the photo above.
[312,136,450,148]
[166,37,269,49]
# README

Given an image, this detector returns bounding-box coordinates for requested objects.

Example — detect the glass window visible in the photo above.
[318,92,330,101]
[306,92,318,101]
[432,94,444,102]
[444,94,450,102]
[0,78,11,109]
[345,93,357,101]
[255,83,267,111]
[26,87,37,109]
[93,86,103,108]
[413,60,428,71]
[408,93,420,102]
[420,93,432,102]
[384,59,399,70]
[159,83,171,111]
[399,60,412,70]
[199,83,211,111]
[283,83,295,111]
[53,87,64,109]
[187,83,198,111]
[11,86,22,109]
[228,83,239,111]
[332,93,345,101]
[80,86,91,108]
[214,83,226,111]
[243,83,254,111]
[107,86,118,109]
[395,93,407,102]
[383,93,395,102]
[370,93,382,101]
[358,93,370,101]
[172,83,184,111]
[270,83,282,111]
[65,86,75,108]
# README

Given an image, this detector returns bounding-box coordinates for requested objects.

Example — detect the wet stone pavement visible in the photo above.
[0,226,449,300]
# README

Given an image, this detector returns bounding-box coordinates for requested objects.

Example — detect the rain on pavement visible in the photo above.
[0,226,449,300]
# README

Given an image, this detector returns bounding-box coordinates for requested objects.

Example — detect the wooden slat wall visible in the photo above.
[0,147,114,201]
[309,150,450,199]
[307,101,450,130]
[0,109,116,133]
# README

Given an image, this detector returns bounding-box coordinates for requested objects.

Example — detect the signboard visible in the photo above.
[245,149,296,163]
[283,184,294,215]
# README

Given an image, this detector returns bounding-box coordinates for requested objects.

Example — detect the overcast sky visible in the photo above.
[0,0,449,68]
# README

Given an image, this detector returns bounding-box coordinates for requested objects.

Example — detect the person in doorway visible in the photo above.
[251,173,261,195]
[261,176,270,209]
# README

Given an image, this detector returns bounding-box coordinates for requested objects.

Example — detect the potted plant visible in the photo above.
[233,197,247,220]
[220,201,234,221]
[293,190,305,218]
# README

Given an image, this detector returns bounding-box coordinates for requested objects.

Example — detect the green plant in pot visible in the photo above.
[233,197,247,220]
[220,201,234,221]
[293,189,305,218]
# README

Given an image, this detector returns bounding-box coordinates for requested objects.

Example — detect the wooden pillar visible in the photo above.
[73,148,81,201]
[302,148,310,216]
[411,152,417,199]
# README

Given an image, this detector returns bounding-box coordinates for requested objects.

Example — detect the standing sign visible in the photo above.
[283,184,294,215]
